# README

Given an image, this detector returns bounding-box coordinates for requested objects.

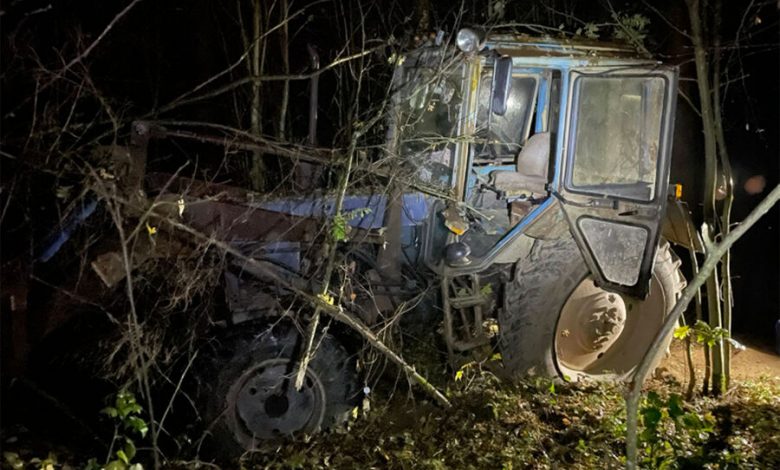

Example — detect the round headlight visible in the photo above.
[456,28,480,54]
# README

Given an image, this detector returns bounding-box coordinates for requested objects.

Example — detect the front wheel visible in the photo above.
[499,238,685,381]
[199,321,360,455]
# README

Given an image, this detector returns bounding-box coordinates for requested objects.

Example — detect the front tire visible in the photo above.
[199,321,359,456]
[499,238,685,381]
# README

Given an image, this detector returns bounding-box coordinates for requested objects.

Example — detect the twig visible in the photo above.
[163,6,306,113]
[678,89,702,118]
[63,0,144,70]
[683,335,696,399]
[295,133,357,390]
[640,0,693,40]
[90,167,161,469]
[3,0,144,120]
[154,46,382,116]
[157,351,198,435]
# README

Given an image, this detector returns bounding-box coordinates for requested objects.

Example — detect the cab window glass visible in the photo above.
[396,64,464,190]
[475,74,537,160]
[570,76,665,201]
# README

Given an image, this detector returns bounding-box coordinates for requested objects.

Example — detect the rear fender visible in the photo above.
[661,198,704,253]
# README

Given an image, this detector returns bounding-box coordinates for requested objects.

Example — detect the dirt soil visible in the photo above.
[659,337,780,383]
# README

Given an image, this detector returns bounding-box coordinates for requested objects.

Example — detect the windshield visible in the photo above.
[394,60,464,191]
[475,73,538,160]
[569,75,666,201]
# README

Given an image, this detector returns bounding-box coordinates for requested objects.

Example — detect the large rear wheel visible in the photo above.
[499,238,685,381]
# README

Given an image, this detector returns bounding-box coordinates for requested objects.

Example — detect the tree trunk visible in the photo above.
[277,0,289,141]
[686,0,726,395]
[712,0,734,389]
[249,0,266,191]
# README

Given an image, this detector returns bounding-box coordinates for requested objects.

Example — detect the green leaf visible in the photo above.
[286,452,307,468]
[101,406,119,418]
[126,416,148,438]
[480,283,493,296]
[84,458,102,470]
[124,438,137,462]
[548,382,556,394]
[646,391,663,407]
[454,370,464,381]
[583,23,600,39]
[640,392,664,433]
[330,208,372,243]
[104,460,127,470]
[55,186,72,200]
[576,438,586,451]
[115,390,142,418]
[713,327,730,340]
[667,394,684,419]
[641,406,662,431]
[673,325,690,340]
[331,214,348,242]
[3,452,25,470]
[680,412,704,431]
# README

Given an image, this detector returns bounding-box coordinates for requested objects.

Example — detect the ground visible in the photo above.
[659,336,780,383]
[228,341,780,470]
[2,339,779,469]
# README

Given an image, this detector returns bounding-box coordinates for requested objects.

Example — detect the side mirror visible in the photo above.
[490,56,513,116]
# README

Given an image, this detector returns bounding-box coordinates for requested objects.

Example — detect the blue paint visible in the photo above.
[258,192,429,230]
[476,164,514,175]
[37,198,99,263]
[550,70,570,189]
[534,77,548,134]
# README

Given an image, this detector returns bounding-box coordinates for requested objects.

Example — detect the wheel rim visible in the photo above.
[228,358,327,446]
[555,274,667,379]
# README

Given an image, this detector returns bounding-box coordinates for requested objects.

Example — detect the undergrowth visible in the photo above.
[3,373,778,469]
[234,372,780,470]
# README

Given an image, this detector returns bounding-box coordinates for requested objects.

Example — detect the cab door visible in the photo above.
[557,66,678,298]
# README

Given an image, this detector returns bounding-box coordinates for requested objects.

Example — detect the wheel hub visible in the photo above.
[555,271,669,378]
[232,358,326,442]
[579,292,627,351]
[556,279,628,371]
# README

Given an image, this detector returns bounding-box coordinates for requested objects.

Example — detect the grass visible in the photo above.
[236,371,780,470]
[4,363,778,469]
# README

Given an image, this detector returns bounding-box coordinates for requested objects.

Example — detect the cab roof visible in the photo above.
[485,32,645,60]
[403,32,661,69]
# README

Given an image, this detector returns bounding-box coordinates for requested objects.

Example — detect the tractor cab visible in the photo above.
[391,30,678,297]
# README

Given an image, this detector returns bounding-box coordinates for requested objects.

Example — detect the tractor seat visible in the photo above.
[489,132,550,199]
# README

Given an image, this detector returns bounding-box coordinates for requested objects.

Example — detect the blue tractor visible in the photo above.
[38,30,692,454]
